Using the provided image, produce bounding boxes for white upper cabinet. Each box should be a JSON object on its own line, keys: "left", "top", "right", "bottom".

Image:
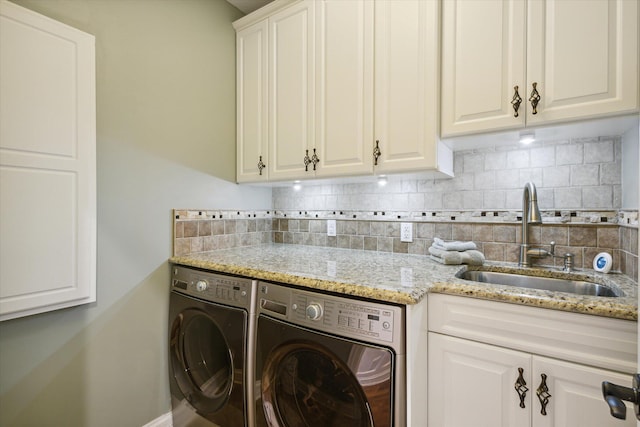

{"left": 236, "top": 20, "right": 269, "bottom": 182}
{"left": 441, "top": 0, "right": 527, "bottom": 137}
{"left": 268, "top": 1, "right": 315, "bottom": 181}
{"left": 314, "top": 0, "right": 374, "bottom": 178}
{"left": 0, "top": 0, "right": 96, "bottom": 320}
{"left": 374, "top": 0, "right": 452, "bottom": 176}
{"left": 526, "top": 0, "right": 639, "bottom": 126}
{"left": 441, "top": 0, "right": 639, "bottom": 138}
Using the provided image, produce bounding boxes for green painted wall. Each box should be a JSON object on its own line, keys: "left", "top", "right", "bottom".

{"left": 0, "top": 1, "right": 271, "bottom": 425}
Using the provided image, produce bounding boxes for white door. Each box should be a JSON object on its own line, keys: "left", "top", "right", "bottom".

{"left": 533, "top": 356, "right": 637, "bottom": 427}
{"left": 441, "top": 0, "right": 526, "bottom": 137}
{"left": 314, "top": 0, "right": 373, "bottom": 178}
{"left": 236, "top": 19, "right": 269, "bottom": 183}
{"left": 268, "top": 1, "right": 315, "bottom": 181}
{"left": 526, "top": 0, "right": 638, "bottom": 126}
{"left": 0, "top": 0, "right": 96, "bottom": 320}
{"left": 428, "top": 333, "right": 532, "bottom": 427}
{"left": 374, "top": 0, "right": 440, "bottom": 174}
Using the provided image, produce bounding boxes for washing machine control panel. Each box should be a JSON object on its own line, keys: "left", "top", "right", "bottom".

{"left": 172, "top": 266, "right": 253, "bottom": 309}
{"left": 291, "top": 291, "right": 397, "bottom": 344}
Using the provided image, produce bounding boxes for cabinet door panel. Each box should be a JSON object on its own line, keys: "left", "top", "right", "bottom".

{"left": 429, "top": 333, "right": 531, "bottom": 427}
{"left": 526, "top": 0, "right": 638, "bottom": 125}
{"left": 374, "top": 0, "right": 441, "bottom": 173}
{"left": 237, "top": 20, "right": 268, "bottom": 182}
{"left": 314, "top": 0, "right": 373, "bottom": 177}
{"left": 441, "top": 0, "right": 526, "bottom": 137}
{"left": 533, "top": 356, "right": 636, "bottom": 427}
{"left": 268, "top": 1, "right": 314, "bottom": 180}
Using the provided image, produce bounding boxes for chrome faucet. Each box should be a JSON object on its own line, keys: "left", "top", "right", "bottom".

{"left": 518, "top": 182, "right": 575, "bottom": 271}
{"left": 519, "top": 182, "right": 543, "bottom": 267}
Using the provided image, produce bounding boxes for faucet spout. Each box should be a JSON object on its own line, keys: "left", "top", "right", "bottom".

{"left": 519, "top": 182, "right": 542, "bottom": 267}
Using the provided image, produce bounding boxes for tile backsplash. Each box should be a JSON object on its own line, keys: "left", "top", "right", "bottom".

{"left": 273, "top": 137, "right": 623, "bottom": 212}
{"left": 174, "top": 136, "right": 637, "bottom": 281}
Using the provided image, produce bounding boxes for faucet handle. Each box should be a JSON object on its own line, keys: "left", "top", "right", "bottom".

{"left": 549, "top": 241, "right": 556, "bottom": 256}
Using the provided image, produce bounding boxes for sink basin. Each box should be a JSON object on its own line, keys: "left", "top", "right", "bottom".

{"left": 457, "top": 270, "right": 622, "bottom": 297}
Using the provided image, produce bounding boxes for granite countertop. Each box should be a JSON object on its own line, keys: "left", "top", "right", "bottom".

{"left": 169, "top": 243, "right": 638, "bottom": 321}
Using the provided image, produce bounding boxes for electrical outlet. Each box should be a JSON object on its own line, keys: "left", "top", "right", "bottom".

{"left": 327, "top": 219, "right": 337, "bottom": 237}
{"left": 400, "top": 222, "right": 413, "bottom": 242}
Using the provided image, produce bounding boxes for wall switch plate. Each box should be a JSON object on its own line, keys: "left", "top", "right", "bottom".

{"left": 327, "top": 219, "right": 337, "bottom": 237}
{"left": 400, "top": 222, "right": 413, "bottom": 242}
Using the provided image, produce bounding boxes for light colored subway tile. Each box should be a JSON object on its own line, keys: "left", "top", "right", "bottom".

{"left": 474, "top": 171, "right": 495, "bottom": 190}
{"left": 452, "top": 224, "right": 473, "bottom": 240}
{"left": 554, "top": 187, "right": 582, "bottom": 208}
{"left": 408, "top": 193, "right": 425, "bottom": 211}
{"left": 453, "top": 155, "right": 464, "bottom": 175}
{"left": 518, "top": 168, "right": 543, "bottom": 187}
{"left": 538, "top": 188, "right": 554, "bottom": 210}
{"left": 424, "top": 192, "right": 443, "bottom": 209}
{"left": 401, "top": 179, "right": 418, "bottom": 192}
{"left": 530, "top": 146, "right": 555, "bottom": 167}
{"left": 585, "top": 140, "right": 614, "bottom": 164}
{"left": 582, "top": 186, "right": 613, "bottom": 209}
{"left": 416, "top": 179, "right": 435, "bottom": 193}
{"left": 443, "top": 191, "right": 464, "bottom": 209}
{"left": 462, "top": 191, "right": 484, "bottom": 209}
{"left": 505, "top": 190, "right": 522, "bottom": 209}
{"left": 483, "top": 190, "right": 506, "bottom": 209}
{"left": 542, "top": 166, "right": 570, "bottom": 188}
{"left": 452, "top": 173, "right": 475, "bottom": 191}
{"left": 556, "top": 143, "right": 583, "bottom": 165}
{"left": 392, "top": 193, "right": 409, "bottom": 211}
{"left": 600, "top": 162, "right": 621, "bottom": 185}
{"left": 495, "top": 169, "right": 520, "bottom": 189}
{"left": 463, "top": 153, "right": 484, "bottom": 173}
{"left": 484, "top": 151, "right": 507, "bottom": 170}
{"left": 377, "top": 237, "right": 393, "bottom": 252}
{"left": 506, "top": 150, "right": 530, "bottom": 168}
{"left": 571, "top": 164, "right": 600, "bottom": 186}
{"left": 613, "top": 185, "right": 622, "bottom": 208}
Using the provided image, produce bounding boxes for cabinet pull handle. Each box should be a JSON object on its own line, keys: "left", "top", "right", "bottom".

{"left": 514, "top": 367, "right": 529, "bottom": 408}
{"left": 257, "top": 155, "right": 266, "bottom": 175}
{"left": 303, "top": 150, "right": 311, "bottom": 171}
{"left": 511, "top": 86, "right": 523, "bottom": 118}
{"left": 373, "top": 140, "right": 381, "bottom": 165}
{"left": 310, "top": 148, "right": 320, "bottom": 171}
{"left": 536, "top": 373, "right": 552, "bottom": 415}
{"left": 529, "top": 82, "right": 541, "bottom": 115}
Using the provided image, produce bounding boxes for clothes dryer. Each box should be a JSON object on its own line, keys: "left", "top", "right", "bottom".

{"left": 169, "top": 265, "right": 257, "bottom": 427}
{"left": 254, "top": 282, "right": 405, "bottom": 426}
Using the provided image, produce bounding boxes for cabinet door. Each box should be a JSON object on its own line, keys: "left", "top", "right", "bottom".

{"left": 0, "top": 0, "right": 96, "bottom": 320}
{"left": 429, "top": 333, "right": 532, "bottom": 427}
{"left": 526, "top": 0, "right": 639, "bottom": 126}
{"left": 532, "top": 356, "right": 636, "bottom": 427}
{"left": 374, "top": 0, "right": 442, "bottom": 173}
{"left": 236, "top": 20, "right": 269, "bottom": 183}
{"left": 313, "top": 0, "right": 373, "bottom": 178}
{"left": 441, "top": 0, "right": 526, "bottom": 137}
{"left": 268, "top": 1, "right": 315, "bottom": 181}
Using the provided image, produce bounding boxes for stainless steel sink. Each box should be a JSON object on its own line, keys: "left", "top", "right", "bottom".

{"left": 457, "top": 270, "right": 622, "bottom": 297}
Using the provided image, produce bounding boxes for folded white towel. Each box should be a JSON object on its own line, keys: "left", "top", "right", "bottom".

{"left": 433, "top": 237, "right": 477, "bottom": 251}
{"left": 428, "top": 245, "right": 485, "bottom": 265}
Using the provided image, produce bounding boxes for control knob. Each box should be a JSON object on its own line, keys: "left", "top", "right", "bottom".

{"left": 306, "top": 303, "right": 323, "bottom": 321}
{"left": 195, "top": 280, "right": 208, "bottom": 292}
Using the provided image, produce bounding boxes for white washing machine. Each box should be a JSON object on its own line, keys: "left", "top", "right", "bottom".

{"left": 254, "top": 282, "right": 406, "bottom": 426}
{"left": 169, "top": 265, "right": 257, "bottom": 427}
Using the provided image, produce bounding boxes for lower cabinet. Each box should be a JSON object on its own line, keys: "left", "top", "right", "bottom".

{"left": 429, "top": 330, "right": 637, "bottom": 427}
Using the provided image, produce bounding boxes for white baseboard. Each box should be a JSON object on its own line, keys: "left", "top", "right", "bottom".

{"left": 142, "top": 411, "right": 172, "bottom": 427}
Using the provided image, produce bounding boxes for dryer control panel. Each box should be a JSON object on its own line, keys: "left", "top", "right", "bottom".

{"left": 172, "top": 266, "right": 253, "bottom": 310}
{"left": 258, "top": 282, "right": 404, "bottom": 351}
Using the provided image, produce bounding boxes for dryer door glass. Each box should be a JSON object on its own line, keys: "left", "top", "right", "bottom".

{"left": 262, "top": 341, "right": 376, "bottom": 427}
{"left": 171, "top": 309, "right": 233, "bottom": 414}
